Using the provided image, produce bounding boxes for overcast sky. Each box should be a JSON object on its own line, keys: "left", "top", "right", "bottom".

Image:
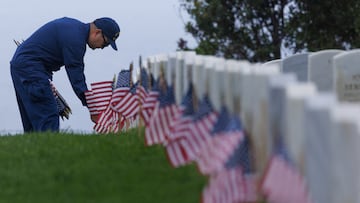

{"left": 0, "top": 0, "right": 196, "bottom": 134}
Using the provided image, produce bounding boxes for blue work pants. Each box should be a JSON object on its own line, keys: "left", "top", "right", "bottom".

{"left": 10, "top": 63, "right": 59, "bottom": 132}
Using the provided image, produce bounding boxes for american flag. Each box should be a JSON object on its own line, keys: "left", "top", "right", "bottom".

{"left": 178, "top": 95, "right": 218, "bottom": 163}
{"left": 136, "top": 68, "right": 152, "bottom": 114}
{"left": 110, "top": 69, "right": 131, "bottom": 106}
{"left": 112, "top": 84, "right": 139, "bottom": 119}
{"left": 94, "top": 105, "right": 126, "bottom": 133}
{"left": 85, "top": 81, "right": 113, "bottom": 115}
{"left": 84, "top": 90, "right": 99, "bottom": 115}
{"left": 94, "top": 70, "right": 131, "bottom": 133}
{"left": 202, "top": 133, "right": 258, "bottom": 203}
{"left": 167, "top": 83, "right": 195, "bottom": 140}
{"left": 164, "top": 95, "right": 218, "bottom": 167}
{"left": 138, "top": 71, "right": 159, "bottom": 126}
{"left": 84, "top": 81, "right": 115, "bottom": 133}
{"left": 165, "top": 83, "right": 195, "bottom": 167}
{"left": 141, "top": 89, "right": 159, "bottom": 126}
{"left": 112, "top": 65, "right": 142, "bottom": 119}
{"left": 260, "top": 141, "right": 313, "bottom": 203}
{"left": 196, "top": 108, "right": 245, "bottom": 175}
{"left": 138, "top": 67, "right": 150, "bottom": 93}
{"left": 195, "top": 106, "right": 231, "bottom": 173}
{"left": 137, "top": 85, "right": 148, "bottom": 106}
{"left": 144, "top": 83, "right": 179, "bottom": 146}
{"left": 202, "top": 166, "right": 246, "bottom": 203}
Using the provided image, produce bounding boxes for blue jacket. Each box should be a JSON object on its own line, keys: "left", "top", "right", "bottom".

{"left": 11, "top": 17, "right": 90, "bottom": 106}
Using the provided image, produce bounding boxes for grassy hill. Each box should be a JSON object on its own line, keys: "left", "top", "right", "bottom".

{"left": 0, "top": 129, "right": 207, "bottom": 203}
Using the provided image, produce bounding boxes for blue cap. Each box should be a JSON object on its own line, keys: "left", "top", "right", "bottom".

{"left": 94, "top": 17, "right": 120, "bottom": 50}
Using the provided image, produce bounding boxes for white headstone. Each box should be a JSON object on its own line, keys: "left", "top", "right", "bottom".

{"left": 182, "top": 52, "right": 196, "bottom": 98}
{"left": 150, "top": 54, "right": 166, "bottom": 83}
{"left": 330, "top": 104, "right": 360, "bottom": 203}
{"left": 261, "top": 59, "right": 282, "bottom": 71}
{"left": 192, "top": 55, "right": 205, "bottom": 100}
{"left": 238, "top": 62, "right": 254, "bottom": 129}
{"left": 224, "top": 60, "right": 240, "bottom": 113}
{"left": 249, "top": 65, "right": 280, "bottom": 174}
{"left": 167, "top": 53, "right": 176, "bottom": 86}
{"left": 156, "top": 54, "right": 169, "bottom": 86}
{"left": 284, "top": 82, "right": 317, "bottom": 174}
{"left": 175, "top": 52, "right": 185, "bottom": 104}
{"left": 209, "top": 58, "right": 226, "bottom": 112}
{"left": 147, "top": 55, "right": 159, "bottom": 81}
{"left": 193, "top": 55, "right": 215, "bottom": 100}
{"left": 308, "top": 49, "right": 344, "bottom": 92}
{"left": 304, "top": 93, "right": 337, "bottom": 203}
{"left": 282, "top": 53, "right": 310, "bottom": 82}
{"left": 170, "top": 51, "right": 195, "bottom": 104}
{"left": 136, "top": 56, "right": 148, "bottom": 84}
{"left": 333, "top": 49, "right": 360, "bottom": 102}
{"left": 267, "top": 73, "right": 297, "bottom": 155}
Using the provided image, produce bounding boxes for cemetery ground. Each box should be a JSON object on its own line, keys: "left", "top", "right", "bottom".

{"left": 0, "top": 128, "right": 206, "bottom": 203}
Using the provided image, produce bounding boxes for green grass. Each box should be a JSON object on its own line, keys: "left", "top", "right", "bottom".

{"left": 0, "top": 129, "right": 207, "bottom": 203}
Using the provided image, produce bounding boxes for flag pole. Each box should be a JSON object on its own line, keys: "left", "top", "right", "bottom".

{"left": 125, "top": 62, "right": 134, "bottom": 131}
{"left": 137, "top": 55, "right": 143, "bottom": 137}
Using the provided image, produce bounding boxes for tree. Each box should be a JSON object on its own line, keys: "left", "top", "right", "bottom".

{"left": 285, "top": 0, "right": 360, "bottom": 52}
{"left": 179, "top": 0, "right": 360, "bottom": 62}
{"left": 179, "top": 0, "right": 291, "bottom": 62}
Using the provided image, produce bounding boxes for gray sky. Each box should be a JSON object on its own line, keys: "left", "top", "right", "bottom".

{"left": 0, "top": 0, "right": 195, "bottom": 133}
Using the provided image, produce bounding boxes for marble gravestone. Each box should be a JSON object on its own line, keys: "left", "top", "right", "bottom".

{"left": 330, "top": 104, "right": 360, "bottom": 203}
{"left": 238, "top": 62, "right": 254, "bottom": 131}
{"left": 171, "top": 51, "right": 194, "bottom": 105}
{"left": 192, "top": 55, "right": 206, "bottom": 103}
{"left": 224, "top": 60, "right": 238, "bottom": 114}
{"left": 182, "top": 52, "right": 196, "bottom": 101}
{"left": 157, "top": 54, "right": 170, "bottom": 87}
{"left": 174, "top": 52, "right": 185, "bottom": 105}
{"left": 267, "top": 73, "right": 297, "bottom": 161}
{"left": 333, "top": 49, "right": 360, "bottom": 102}
{"left": 308, "top": 49, "right": 344, "bottom": 92}
{"left": 149, "top": 54, "right": 167, "bottom": 84}
{"left": 146, "top": 55, "right": 159, "bottom": 82}
{"left": 167, "top": 53, "right": 177, "bottom": 89}
{"left": 284, "top": 82, "right": 317, "bottom": 174}
{"left": 224, "top": 60, "right": 251, "bottom": 114}
{"left": 249, "top": 64, "right": 280, "bottom": 175}
{"left": 261, "top": 58, "right": 282, "bottom": 71}
{"left": 303, "top": 93, "right": 337, "bottom": 203}
{"left": 209, "top": 58, "right": 226, "bottom": 112}
{"left": 282, "top": 53, "right": 310, "bottom": 82}
{"left": 192, "top": 55, "right": 218, "bottom": 105}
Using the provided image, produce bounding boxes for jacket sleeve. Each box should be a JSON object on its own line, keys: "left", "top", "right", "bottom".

{"left": 63, "top": 43, "right": 88, "bottom": 106}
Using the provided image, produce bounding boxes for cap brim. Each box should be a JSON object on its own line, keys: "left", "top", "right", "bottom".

{"left": 110, "top": 40, "right": 117, "bottom": 51}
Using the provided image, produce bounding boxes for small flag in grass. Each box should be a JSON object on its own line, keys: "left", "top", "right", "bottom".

{"left": 145, "top": 83, "right": 178, "bottom": 146}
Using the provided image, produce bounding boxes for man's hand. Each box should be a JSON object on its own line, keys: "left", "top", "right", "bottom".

{"left": 91, "top": 114, "right": 99, "bottom": 123}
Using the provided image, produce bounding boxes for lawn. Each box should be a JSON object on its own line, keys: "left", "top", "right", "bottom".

{"left": 0, "top": 129, "right": 207, "bottom": 203}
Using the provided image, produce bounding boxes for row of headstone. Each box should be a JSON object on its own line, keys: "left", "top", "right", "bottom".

{"left": 271, "top": 49, "right": 360, "bottom": 102}
{"left": 264, "top": 49, "right": 360, "bottom": 203}
{"left": 142, "top": 49, "right": 360, "bottom": 203}
{"left": 255, "top": 49, "right": 360, "bottom": 203}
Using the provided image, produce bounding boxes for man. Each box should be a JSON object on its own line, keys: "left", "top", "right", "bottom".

{"left": 10, "top": 17, "right": 120, "bottom": 132}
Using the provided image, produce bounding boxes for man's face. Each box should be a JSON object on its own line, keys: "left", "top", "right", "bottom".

{"left": 88, "top": 29, "right": 109, "bottom": 50}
